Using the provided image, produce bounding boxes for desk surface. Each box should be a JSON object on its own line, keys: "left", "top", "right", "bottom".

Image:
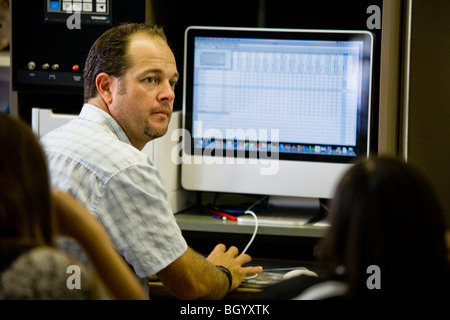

{"left": 175, "top": 209, "right": 329, "bottom": 238}
{"left": 148, "top": 280, "right": 262, "bottom": 300}
{"left": 148, "top": 258, "right": 322, "bottom": 300}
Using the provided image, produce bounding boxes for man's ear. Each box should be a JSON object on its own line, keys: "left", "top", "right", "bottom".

{"left": 95, "top": 72, "right": 115, "bottom": 105}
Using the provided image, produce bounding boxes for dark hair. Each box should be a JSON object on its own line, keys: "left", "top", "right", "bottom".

{"left": 319, "top": 156, "right": 450, "bottom": 298}
{"left": 0, "top": 112, "right": 53, "bottom": 246}
{"left": 83, "top": 23, "right": 168, "bottom": 102}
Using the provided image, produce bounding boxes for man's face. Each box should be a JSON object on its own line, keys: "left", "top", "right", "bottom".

{"left": 109, "top": 35, "right": 179, "bottom": 149}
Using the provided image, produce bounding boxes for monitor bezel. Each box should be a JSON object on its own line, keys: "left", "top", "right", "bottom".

{"left": 181, "top": 26, "right": 374, "bottom": 201}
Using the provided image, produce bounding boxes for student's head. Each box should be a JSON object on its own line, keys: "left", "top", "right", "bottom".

{"left": 84, "top": 23, "right": 179, "bottom": 149}
{"left": 320, "top": 156, "right": 450, "bottom": 298}
{"left": 0, "top": 113, "right": 53, "bottom": 246}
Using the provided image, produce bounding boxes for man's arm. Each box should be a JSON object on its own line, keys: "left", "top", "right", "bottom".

{"left": 157, "top": 245, "right": 263, "bottom": 300}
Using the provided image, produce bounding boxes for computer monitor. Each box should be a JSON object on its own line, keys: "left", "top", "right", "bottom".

{"left": 180, "top": 26, "right": 373, "bottom": 208}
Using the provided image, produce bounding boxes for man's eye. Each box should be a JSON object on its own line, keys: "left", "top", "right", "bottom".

{"left": 144, "top": 77, "right": 156, "bottom": 84}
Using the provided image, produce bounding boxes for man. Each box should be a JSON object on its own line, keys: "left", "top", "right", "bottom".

{"left": 42, "top": 23, "right": 262, "bottom": 299}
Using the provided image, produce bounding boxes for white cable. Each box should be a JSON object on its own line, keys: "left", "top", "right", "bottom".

{"left": 240, "top": 196, "right": 266, "bottom": 254}
{"left": 241, "top": 210, "right": 258, "bottom": 254}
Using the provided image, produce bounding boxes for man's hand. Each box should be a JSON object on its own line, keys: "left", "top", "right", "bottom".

{"left": 206, "top": 243, "right": 263, "bottom": 291}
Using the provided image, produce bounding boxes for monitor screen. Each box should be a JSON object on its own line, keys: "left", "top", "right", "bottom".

{"left": 181, "top": 26, "right": 373, "bottom": 201}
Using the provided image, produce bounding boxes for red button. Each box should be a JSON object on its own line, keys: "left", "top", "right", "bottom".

{"left": 72, "top": 65, "right": 80, "bottom": 71}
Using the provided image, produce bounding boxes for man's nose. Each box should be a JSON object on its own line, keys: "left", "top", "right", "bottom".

{"left": 158, "top": 81, "right": 175, "bottom": 103}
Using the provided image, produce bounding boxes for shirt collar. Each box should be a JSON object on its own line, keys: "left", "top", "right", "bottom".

{"left": 79, "top": 103, "right": 132, "bottom": 146}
